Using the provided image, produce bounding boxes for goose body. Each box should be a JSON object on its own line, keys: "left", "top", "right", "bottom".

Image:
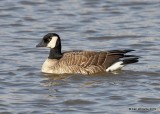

{"left": 36, "top": 33, "right": 139, "bottom": 75}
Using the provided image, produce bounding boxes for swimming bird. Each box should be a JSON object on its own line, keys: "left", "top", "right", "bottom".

{"left": 36, "top": 33, "right": 139, "bottom": 75}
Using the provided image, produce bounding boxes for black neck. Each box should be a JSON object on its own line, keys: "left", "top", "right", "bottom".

{"left": 48, "top": 45, "right": 62, "bottom": 59}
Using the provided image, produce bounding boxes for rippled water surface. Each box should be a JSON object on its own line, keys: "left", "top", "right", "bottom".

{"left": 0, "top": 0, "right": 160, "bottom": 114}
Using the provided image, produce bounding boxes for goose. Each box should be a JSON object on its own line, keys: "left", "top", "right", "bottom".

{"left": 36, "top": 33, "right": 139, "bottom": 75}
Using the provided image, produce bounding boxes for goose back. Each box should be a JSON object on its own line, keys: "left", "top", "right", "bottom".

{"left": 53, "top": 50, "right": 125, "bottom": 74}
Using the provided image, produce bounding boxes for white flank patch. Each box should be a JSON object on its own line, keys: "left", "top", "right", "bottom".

{"left": 47, "top": 36, "right": 58, "bottom": 48}
{"left": 106, "top": 61, "right": 124, "bottom": 72}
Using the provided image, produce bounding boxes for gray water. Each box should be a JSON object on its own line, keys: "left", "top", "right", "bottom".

{"left": 0, "top": 0, "right": 160, "bottom": 114}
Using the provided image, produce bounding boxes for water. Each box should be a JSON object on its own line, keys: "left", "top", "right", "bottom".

{"left": 0, "top": 0, "right": 160, "bottom": 114}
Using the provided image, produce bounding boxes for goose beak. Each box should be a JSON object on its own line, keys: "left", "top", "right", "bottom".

{"left": 36, "top": 41, "right": 46, "bottom": 47}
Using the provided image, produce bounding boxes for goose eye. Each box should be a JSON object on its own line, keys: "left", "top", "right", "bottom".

{"left": 44, "top": 38, "right": 51, "bottom": 42}
{"left": 48, "top": 38, "right": 51, "bottom": 42}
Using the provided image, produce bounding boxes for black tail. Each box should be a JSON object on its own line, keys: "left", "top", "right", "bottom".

{"left": 122, "top": 58, "right": 139, "bottom": 65}
{"left": 108, "top": 49, "right": 140, "bottom": 65}
{"left": 108, "top": 49, "right": 135, "bottom": 54}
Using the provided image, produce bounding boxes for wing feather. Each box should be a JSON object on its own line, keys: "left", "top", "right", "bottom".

{"left": 58, "top": 50, "right": 127, "bottom": 74}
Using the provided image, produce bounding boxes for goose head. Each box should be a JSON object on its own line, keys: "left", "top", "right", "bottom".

{"left": 36, "top": 33, "right": 61, "bottom": 49}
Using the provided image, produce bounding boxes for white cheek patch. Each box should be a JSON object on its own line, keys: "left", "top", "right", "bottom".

{"left": 47, "top": 36, "right": 58, "bottom": 48}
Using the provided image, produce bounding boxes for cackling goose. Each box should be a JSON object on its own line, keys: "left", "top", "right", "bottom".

{"left": 36, "top": 33, "right": 139, "bottom": 75}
